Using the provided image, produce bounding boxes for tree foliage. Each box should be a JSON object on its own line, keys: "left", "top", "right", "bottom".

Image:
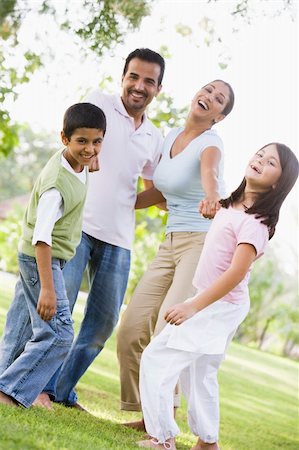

{"left": 0, "top": 126, "right": 59, "bottom": 200}
{"left": 0, "top": 0, "right": 152, "bottom": 157}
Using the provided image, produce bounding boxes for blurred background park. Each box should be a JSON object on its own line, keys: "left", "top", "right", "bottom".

{"left": 0, "top": 0, "right": 298, "bottom": 362}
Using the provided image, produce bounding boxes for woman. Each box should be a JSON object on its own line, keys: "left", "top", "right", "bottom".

{"left": 117, "top": 80, "right": 235, "bottom": 428}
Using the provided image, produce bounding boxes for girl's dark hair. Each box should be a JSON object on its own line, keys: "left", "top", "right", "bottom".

{"left": 63, "top": 103, "right": 106, "bottom": 139}
{"left": 123, "top": 48, "right": 165, "bottom": 86}
{"left": 220, "top": 143, "right": 299, "bottom": 239}
{"left": 212, "top": 79, "right": 235, "bottom": 116}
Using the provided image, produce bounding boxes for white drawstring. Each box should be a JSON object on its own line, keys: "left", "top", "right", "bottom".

{"left": 150, "top": 438, "right": 172, "bottom": 449}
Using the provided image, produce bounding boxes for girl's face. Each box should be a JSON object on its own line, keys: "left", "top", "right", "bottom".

{"left": 246, "top": 144, "right": 282, "bottom": 191}
{"left": 190, "top": 81, "right": 230, "bottom": 124}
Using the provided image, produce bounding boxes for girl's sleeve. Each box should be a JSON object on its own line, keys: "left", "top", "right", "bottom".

{"left": 237, "top": 216, "right": 269, "bottom": 259}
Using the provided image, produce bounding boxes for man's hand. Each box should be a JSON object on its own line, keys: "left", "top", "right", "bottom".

{"left": 164, "top": 301, "right": 198, "bottom": 325}
{"left": 199, "top": 198, "right": 221, "bottom": 219}
{"left": 88, "top": 155, "right": 100, "bottom": 172}
{"left": 37, "top": 288, "right": 56, "bottom": 321}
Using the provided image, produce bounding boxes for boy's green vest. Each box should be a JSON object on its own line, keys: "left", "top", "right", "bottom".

{"left": 19, "top": 149, "right": 87, "bottom": 261}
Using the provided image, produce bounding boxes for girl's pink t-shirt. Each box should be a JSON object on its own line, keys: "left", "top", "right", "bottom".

{"left": 192, "top": 206, "right": 269, "bottom": 304}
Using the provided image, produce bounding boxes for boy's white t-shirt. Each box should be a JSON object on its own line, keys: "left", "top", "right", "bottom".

{"left": 82, "top": 91, "right": 163, "bottom": 250}
{"left": 32, "top": 154, "right": 86, "bottom": 247}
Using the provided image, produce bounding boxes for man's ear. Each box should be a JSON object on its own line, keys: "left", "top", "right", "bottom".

{"left": 155, "top": 84, "right": 162, "bottom": 97}
{"left": 61, "top": 131, "right": 69, "bottom": 146}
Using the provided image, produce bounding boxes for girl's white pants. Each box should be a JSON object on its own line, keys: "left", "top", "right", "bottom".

{"left": 140, "top": 325, "right": 227, "bottom": 444}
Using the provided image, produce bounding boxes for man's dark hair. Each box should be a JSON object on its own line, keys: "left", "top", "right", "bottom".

{"left": 63, "top": 103, "right": 106, "bottom": 139}
{"left": 123, "top": 48, "right": 165, "bottom": 86}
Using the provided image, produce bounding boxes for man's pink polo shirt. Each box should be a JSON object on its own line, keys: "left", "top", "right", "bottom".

{"left": 82, "top": 91, "right": 163, "bottom": 250}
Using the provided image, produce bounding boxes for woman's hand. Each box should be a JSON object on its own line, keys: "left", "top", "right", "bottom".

{"left": 199, "top": 197, "right": 221, "bottom": 219}
{"left": 164, "top": 301, "right": 198, "bottom": 325}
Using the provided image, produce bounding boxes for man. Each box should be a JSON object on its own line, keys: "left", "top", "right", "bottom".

{"left": 37, "top": 48, "right": 165, "bottom": 409}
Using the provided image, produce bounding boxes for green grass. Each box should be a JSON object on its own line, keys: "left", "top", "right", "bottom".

{"left": 0, "top": 271, "right": 298, "bottom": 450}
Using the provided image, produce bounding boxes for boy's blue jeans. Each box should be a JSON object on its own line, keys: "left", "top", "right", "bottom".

{"left": 44, "top": 231, "right": 130, "bottom": 404}
{"left": 0, "top": 253, "right": 73, "bottom": 407}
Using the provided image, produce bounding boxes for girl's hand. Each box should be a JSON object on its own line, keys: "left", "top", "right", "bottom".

{"left": 164, "top": 302, "right": 198, "bottom": 325}
{"left": 199, "top": 198, "right": 221, "bottom": 219}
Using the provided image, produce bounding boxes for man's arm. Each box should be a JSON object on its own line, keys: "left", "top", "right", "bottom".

{"left": 36, "top": 242, "right": 56, "bottom": 321}
{"left": 164, "top": 243, "right": 257, "bottom": 325}
{"left": 135, "top": 179, "right": 167, "bottom": 210}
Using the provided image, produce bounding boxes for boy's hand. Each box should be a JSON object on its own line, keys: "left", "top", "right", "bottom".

{"left": 88, "top": 155, "right": 100, "bottom": 172}
{"left": 164, "top": 301, "right": 198, "bottom": 326}
{"left": 37, "top": 288, "right": 57, "bottom": 321}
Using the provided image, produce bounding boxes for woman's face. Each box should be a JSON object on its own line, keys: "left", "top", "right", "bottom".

{"left": 191, "top": 80, "right": 230, "bottom": 124}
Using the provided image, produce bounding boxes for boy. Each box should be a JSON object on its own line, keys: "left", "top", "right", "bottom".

{"left": 0, "top": 102, "right": 106, "bottom": 408}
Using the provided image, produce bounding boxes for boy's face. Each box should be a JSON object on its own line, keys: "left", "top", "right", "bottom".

{"left": 61, "top": 128, "right": 104, "bottom": 173}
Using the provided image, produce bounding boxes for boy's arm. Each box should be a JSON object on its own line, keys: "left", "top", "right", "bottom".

{"left": 135, "top": 179, "right": 167, "bottom": 210}
{"left": 165, "top": 243, "right": 257, "bottom": 325}
{"left": 33, "top": 189, "right": 63, "bottom": 321}
{"left": 36, "top": 242, "right": 56, "bottom": 321}
{"left": 199, "top": 146, "right": 222, "bottom": 219}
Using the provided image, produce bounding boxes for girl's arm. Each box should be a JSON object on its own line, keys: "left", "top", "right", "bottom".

{"left": 36, "top": 242, "right": 56, "bottom": 321}
{"left": 199, "top": 146, "right": 222, "bottom": 219}
{"left": 165, "top": 243, "right": 257, "bottom": 325}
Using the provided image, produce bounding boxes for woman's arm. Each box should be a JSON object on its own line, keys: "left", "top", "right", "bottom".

{"left": 199, "top": 146, "right": 222, "bottom": 219}
{"left": 165, "top": 243, "right": 257, "bottom": 325}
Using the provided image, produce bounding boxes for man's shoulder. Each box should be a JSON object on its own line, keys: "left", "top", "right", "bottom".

{"left": 85, "top": 90, "right": 117, "bottom": 108}
{"left": 143, "top": 116, "right": 163, "bottom": 138}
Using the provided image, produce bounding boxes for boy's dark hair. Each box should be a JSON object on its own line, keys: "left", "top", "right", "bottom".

{"left": 220, "top": 143, "right": 299, "bottom": 239}
{"left": 123, "top": 48, "right": 165, "bottom": 86}
{"left": 212, "top": 79, "right": 235, "bottom": 116}
{"left": 63, "top": 103, "right": 106, "bottom": 139}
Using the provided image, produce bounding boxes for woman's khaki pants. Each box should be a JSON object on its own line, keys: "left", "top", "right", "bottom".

{"left": 117, "top": 231, "right": 206, "bottom": 411}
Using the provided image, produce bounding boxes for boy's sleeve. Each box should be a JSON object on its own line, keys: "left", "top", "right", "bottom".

{"left": 32, "top": 188, "right": 64, "bottom": 247}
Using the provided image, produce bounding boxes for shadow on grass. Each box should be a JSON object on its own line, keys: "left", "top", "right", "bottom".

{"left": 0, "top": 402, "right": 192, "bottom": 450}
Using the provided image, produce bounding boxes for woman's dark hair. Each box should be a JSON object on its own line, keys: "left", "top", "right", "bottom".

{"left": 212, "top": 79, "right": 235, "bottom": 116}
{"left": 220, "top": 143, "right": 299, "bottom": 239}
{"left": 123, "top": 48, "right": 165, "bottom": 86}
{"left": 63, "top": 103, "right": 106, "bottom": 139}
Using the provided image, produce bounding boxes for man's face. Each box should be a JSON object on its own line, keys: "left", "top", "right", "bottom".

{"left": 121, "top": 57, "right": 162, "bottom": 116}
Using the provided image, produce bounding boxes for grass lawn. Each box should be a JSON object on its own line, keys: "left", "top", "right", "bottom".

{"left": 0, "top": 271, "right": 298, "bottom": 450}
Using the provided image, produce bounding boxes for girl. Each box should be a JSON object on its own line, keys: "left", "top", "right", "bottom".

{"left": 137, "top": 143, "right": 299, "bottom": 450}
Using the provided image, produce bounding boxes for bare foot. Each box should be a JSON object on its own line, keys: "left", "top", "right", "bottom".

{"left": 137, "top": 437, "right": 176, "bottom": 449}
{"left": 123, "top": 418, "right": 146, "bottom": 432}
{"left": 0, "top": 391, "right": 18, "bottom": 407}
{"left": 191, "top": 438, "right": 219, "bottom": 450}
{"left": 32, "top": 392, "right": 53, "bottom": 410}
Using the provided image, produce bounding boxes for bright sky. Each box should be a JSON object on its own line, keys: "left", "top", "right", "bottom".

{"left": 9, "top": 0, "right": 298, "bottom": 272}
